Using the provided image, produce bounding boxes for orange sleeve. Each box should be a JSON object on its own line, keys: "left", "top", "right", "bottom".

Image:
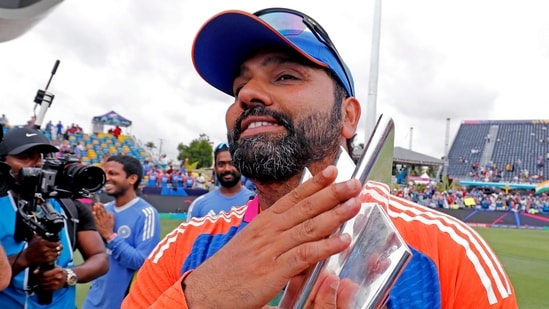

{"left": 122, "top": 224, "right": 192, "bottom": 308}
{"left": 122, "top": 273, "right": 191, "bottom": 309}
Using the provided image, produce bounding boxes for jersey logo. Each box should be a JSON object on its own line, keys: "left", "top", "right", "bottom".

{"left": 117, "top": 225, "right": 132, "bottom": 238}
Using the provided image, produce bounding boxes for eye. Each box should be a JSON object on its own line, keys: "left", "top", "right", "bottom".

{"left": 276, "top": 73, "right": 299, "bottom": 81}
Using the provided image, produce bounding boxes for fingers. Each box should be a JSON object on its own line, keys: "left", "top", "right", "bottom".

{"left": 272, "top": 166, "right": 362, "bottom": 231}
{"left": 37, "top": 266, "right": 65, "bottom": 291}
{"left": 92, "top": 203, "right": 105, "bottom": 216}
{"left": 305, "top": 273, "right": 358, "bottom": 309}
{"left": 27, "top": 235, "right": 62, "bottom": 265}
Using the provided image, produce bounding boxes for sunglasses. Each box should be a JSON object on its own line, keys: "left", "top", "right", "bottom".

{"left": 254, "top": 7, "right": 354, "bottom": 97}
{"left": 215, "top": 142, "right": 230, "bottom": 151}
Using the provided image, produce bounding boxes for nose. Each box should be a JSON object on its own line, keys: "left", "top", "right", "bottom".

{"left": 236, "top": 79, "right": 272, "bottom": 110}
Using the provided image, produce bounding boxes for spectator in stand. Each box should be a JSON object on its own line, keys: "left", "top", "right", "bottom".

{"left": 183, "top": 170, "right": 195, "bottom": 189}
{"left": 171, "top": 170, "right": 183, "bottom": 190}
{"left": 59, "top": 140, "right": 72, "bottom": 155}
{"left": 55, "top": 120, "right": 63, "bottom": 140}
{"left": 142, "top": 159, "right": 152, "bottom": 176}
{"left": 45, "top": 120, "right": 54, "bottom": 136}
{"left": 146, "top": 166, "right": 159, "bottom": 187}
{"left": 480, "top": 194, "right": 492, "bottom": 210}
{"left": 72, "top": 143, "right": 82, "bottom": 158}
{"left": 158, "top": 154, "right": 169, "bottom": 170}
{"left": 187, "top": 143, "right": 254, "bottom": 221}
{"left": 113, "top": 125, "right": 122, "bottom": 138}
{"left": 159, "top": 168, "right": 170, "bottom": 188}
{"left": 195, "top": 172, "right": 207, "bottom": 189}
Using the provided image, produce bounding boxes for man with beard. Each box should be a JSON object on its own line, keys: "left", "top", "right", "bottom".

{"left": 186, "top": 142, "right": 254, "bottom": 221}
{"left": 123, "top": 8, "right": 517, "bottom": 309}
{"left": 83, "top": 155, "right": 160, "bottom": 309}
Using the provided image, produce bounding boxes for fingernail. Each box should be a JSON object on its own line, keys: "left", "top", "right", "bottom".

{"left": 347, "top": 179, "right": 359, "bottom": 190}
{"left": 322, "top": 166, "right": 335, "bottom": 178}
{"left": 339, "top": 233, "right": 351, "bottom": 243}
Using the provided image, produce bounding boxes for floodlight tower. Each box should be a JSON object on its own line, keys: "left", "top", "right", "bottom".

{"left": 364, "top": 0, "right": 382, "bottom": 144}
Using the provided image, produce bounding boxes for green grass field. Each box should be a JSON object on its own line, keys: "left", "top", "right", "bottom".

{"left": 76, "top": 220, "right": 549, "bottom": 308}
{"left": 475, "top": 228, "right": 549, "bottom": 309}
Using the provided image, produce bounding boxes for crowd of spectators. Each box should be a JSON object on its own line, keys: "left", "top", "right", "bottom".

{"left": 393, "top": 183, "right": 549, "bottom": 214}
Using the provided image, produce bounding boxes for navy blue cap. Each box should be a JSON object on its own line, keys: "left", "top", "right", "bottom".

{"left": 192, "top": 10, "right": 354, "bottom": 97}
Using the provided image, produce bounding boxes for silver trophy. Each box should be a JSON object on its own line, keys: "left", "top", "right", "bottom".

{"left": 278, "top": 115, "right": 412, "bottom": 309}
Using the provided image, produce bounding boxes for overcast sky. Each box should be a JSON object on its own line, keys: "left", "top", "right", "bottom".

{"left": 2, "top": 0, "right": 549, "bottom": 162}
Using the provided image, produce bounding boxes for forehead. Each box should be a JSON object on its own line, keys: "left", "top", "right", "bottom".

{"left": 104, "top": 160, "right": 124, "bottom": 171}
{"left": 215, "top": 150, "right": 232, "bottom": 162}
{"left": 9, "top": 148, "right": 42, "bottom": 158}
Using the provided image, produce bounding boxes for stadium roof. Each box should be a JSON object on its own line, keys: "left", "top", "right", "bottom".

{"left": 393, "top": 146, "right": 444, "bottom": 166}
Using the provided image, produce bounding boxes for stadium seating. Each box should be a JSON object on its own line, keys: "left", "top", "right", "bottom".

{"left": 447, "top": 120, "right": 549, "bottom": 182}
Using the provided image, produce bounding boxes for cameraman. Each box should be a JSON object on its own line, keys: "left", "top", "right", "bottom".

{"left": 0, "top": 127, "right": 109, "bottom": 308}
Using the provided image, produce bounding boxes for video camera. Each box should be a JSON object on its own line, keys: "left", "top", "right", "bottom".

{"left": 0, "top": 154, "right": 106, "bottom": 200}
{"left": 4, "top": 154, "right": 105, "bottom": 304}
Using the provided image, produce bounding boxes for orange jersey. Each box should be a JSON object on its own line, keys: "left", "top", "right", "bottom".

{"left": 122, "top": 204, "right": 252, "bottom": 308}
{"left": 362, "top": 181, "right": 517, "bottom": 308}
{"left": 123, "top": 182, "right": 517, "bottom": 308}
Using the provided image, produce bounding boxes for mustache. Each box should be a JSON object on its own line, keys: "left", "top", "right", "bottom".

{"left": 219, "top": 171, "right": 236, "bottom": 177}
{"left": 231, "top": 106, "right": 294, "bottom": 141}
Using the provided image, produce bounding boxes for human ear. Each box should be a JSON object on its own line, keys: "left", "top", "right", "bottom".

{"left": 341, "top": 97, "right": 361, "bottom": 139}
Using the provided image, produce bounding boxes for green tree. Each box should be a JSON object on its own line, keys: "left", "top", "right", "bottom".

{"left": 177, "top": 133, "right": 213, "bottom": 169}
{"left": 145, "top": 141, "right": 156, "bottom": 155}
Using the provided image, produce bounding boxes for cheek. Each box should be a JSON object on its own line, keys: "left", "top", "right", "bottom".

{"left": 225, "top": 103, "right": 241, "bottom": 131}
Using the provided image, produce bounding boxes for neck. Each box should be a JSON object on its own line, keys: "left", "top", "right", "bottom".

{"left": 254, "top": 155, "right": 339, "bottom": 210}
{"left": 218, "top": 184, "right": 243, "bottom": 196}
{"left": 114, "top": 191, "right": 137, "bottom": 207}
{"left": 254, "top": 174, "right": 301, "bottom": 210}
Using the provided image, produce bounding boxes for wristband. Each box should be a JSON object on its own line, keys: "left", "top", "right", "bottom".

{"left": 106, "top": 233, "right": 117, "bottom": 243}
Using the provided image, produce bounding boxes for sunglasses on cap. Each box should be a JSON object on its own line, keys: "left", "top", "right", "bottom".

{"left": 254, "top": 7, "right": 355, "bottom": 97}
{"left": 215, "top": 142, "right": 230, "bottom": 152}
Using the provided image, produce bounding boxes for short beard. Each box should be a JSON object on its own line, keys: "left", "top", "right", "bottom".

{"left": 217, "top": 171, "right": 242, "bottom": 188}
{"left": 228, "top": 104, "right": 342, "bottom": 183}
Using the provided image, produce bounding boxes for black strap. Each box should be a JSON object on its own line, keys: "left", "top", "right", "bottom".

{"left": 59, "top": 198, "right": 79, "bottom": 250}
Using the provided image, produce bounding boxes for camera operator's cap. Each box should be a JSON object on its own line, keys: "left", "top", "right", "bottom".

{"left": 0, "top": 127, "right": 58, "bottom": 156}
{"left": 192, "top": 8, "right": 355, "bottom": 97}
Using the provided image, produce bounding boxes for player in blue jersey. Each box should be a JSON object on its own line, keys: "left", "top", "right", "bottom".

{"left": 0, "top": 127, "right": 108, "bottom": 308}
{"left": 83, "top": 155, "right": 160, "bottom": 309}
{"left": 187, "top": 142, "right": 254, "bottom": 221}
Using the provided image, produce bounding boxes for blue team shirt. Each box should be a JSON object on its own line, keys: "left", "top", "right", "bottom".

{"left": 187, "top": 186, "right": 254, "bottom": 220}
{"left": 82, "top": 197, "right": 160, "bottom": 309}
{"left": 0, "top": 194, "right": 76, "bottom": 309}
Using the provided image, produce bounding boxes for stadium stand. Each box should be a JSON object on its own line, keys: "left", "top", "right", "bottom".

{"left": 447, "top": 120, "right": 549, "bottom": 182}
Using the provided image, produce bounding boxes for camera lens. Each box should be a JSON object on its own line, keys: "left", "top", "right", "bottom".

{"left": 64, "top": 164, "right": 106, "bottom": 193}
